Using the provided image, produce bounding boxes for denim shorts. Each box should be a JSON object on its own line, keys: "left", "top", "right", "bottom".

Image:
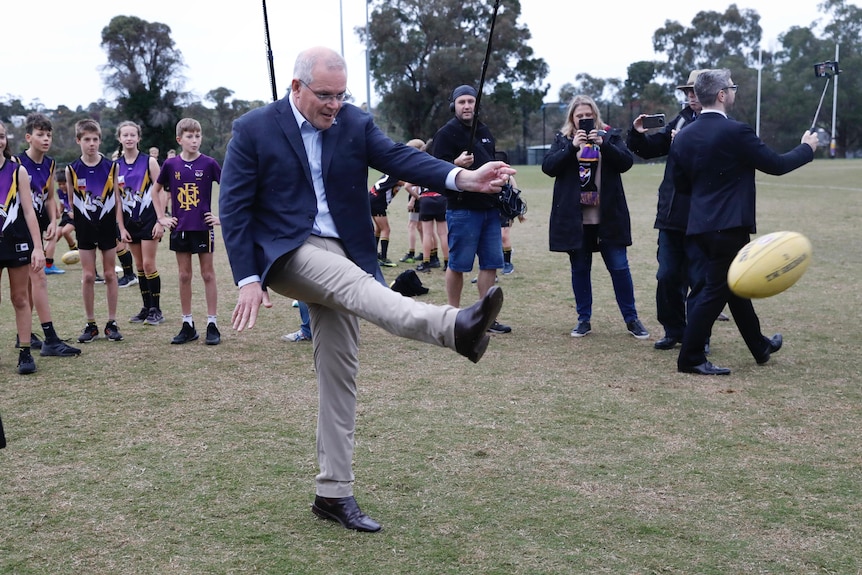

{"left": 446, "top": 208, "right": 503, "bottom": 272}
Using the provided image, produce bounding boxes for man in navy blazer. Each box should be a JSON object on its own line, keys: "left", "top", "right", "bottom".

{"left": 219, "top": 46, "right": 514, "bottom": 532}
{"left": 670, "top": 68, "right": 818, "bottom": 376}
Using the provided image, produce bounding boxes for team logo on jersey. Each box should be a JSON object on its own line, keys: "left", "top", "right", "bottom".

{"left": 176, "top": 183, "right": 201, "bottom": 211}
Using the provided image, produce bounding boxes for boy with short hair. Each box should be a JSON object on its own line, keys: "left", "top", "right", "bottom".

{"left": 13, "top": 113, "right": 81, "bottom": 356}
{"left": 154, "top": 118, "right": 222, "bottom": 345}
{"left": 66, "top": 119, "right": 124, "bottom": 343}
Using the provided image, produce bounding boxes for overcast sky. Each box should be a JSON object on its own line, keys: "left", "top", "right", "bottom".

{"left": 4, "top": 0, "right": 838, "bottom": 111}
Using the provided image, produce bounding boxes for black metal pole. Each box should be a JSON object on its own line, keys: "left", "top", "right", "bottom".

{"left": 467, "top": 0, "right": 502, "bottom": 155}
{"left": 262, "top": 0, "right": 278, "bottom": 102}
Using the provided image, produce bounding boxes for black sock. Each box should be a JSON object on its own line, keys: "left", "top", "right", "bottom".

{"left": 380, "top": 239, "right": 389, "bottom": 259}
{"left": 148, "top": 272, "right": 161, "bottom": 310}
{"left": 117, "top": 249, "right": 134, "bottom": 276}
{"left": 41, "top": 322, "right": 59, "bottom": 343}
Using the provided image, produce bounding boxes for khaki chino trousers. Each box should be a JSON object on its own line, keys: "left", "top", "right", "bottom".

{"left": 267, "top": 235, "right": 460, "bottom": 497}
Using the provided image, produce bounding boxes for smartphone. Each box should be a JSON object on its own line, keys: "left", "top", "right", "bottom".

{"left": 642, "top": 114, "right": 666, "bottom": 129}
{"left": 578, "top": 118, "right": 595, "bottom": 133}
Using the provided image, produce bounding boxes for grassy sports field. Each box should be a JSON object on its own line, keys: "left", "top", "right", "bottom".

{"left": 1, "top": 159, "right": 860, "bottom": 574}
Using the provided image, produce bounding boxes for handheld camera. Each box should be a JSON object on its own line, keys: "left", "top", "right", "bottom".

{"left": 814, "top": 61, "right": 840, "bottom": 78}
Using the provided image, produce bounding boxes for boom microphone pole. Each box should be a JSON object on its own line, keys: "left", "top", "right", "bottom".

{"left": 467, "top": 0, "right": 502, "bottom": 155}
{"left": 810, "top": 79, "right": 830, "bottom": 133}
{"left": 262, "top": 0, "right": 278, "bottom": 102}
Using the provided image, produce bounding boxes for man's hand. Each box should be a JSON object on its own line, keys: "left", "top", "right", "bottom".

{"left": 232, "top": 282, "right": 273, "bottom": 332}
{"left": 802, "top": 130, "right": 819, "bottom": 151}
{"left": 453, "top": 161, "right": 517, "bottom": 194}
{"left": 454, "top": 151, "right": 475, "bottom": 168}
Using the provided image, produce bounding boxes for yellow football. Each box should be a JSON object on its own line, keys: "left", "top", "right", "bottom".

{"left": 61, "top": 250, "right": 80, "bottom": 265}
{"left": 727, "top": 231, "right": 812, "bottom": 298}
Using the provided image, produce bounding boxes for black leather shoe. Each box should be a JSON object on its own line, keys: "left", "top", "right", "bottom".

{"left": 678, "top": 361, "right": 731, "bottom": 376}
{"left": 311, "top": 495, "right": 381, "bottom": 532}
{"left": 755, "top": 333, "right": 783, "bottom": 365}
{"left": 654, "top": 336, "right": 680, "bottom": 350}
{"left": 454, "top": 286, "right": 504, "bottom": 363}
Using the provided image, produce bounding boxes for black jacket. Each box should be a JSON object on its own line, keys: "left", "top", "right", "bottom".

{"left": 670, "top": 112, "right": 814, "bottom": 236}
{"left": 543, "top": 128, "right": 634, "bottom": 252}
{"left": 626, "top": 106, "right": 697, "bottom": 231}
{"left": 430, "top": 117, "right": 499, "bottom": 211}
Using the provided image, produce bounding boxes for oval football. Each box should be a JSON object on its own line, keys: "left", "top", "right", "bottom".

{"left": 727, "top": 231, "right": 812, "bottom": 298}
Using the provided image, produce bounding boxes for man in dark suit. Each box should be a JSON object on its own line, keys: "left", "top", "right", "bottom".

{"left": 219, "top": 46, "right": 515, "bottom": 532}
{"left": 670, "top": 68, "right": 818, "bottom": 376}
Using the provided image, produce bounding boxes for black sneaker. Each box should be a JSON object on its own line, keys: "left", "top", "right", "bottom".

{"left": 15, "top": 333, "right": 43, "bottom": 350}
{"left": 415, "top": 261, "right": 433, "bottom": 273}
{"left": 130, "top": 307, "right": 149, "bottom": 323}
{"left": 118, "top": 275, "right": 138, "bottom": 288}
{"left": 399, "top": 252, "right": 416, "bottom": 263}
{"left": 94, "top": 273, "right": 105, "bottom": 285}
{"left": 428, "top": 256, "right": 441, "bottom": 269}
{"left": 626, "top": 319, "right": 650, "bottom": 340}
{"left": 487, "top": 321, "right": 512, "bottom": 334}
{"left": 18, "top": 348, "right": 36, "bottom": 375}
{"left": 571, "top": 321, "right": 592, "bottom": 338}
{"left": 78, "top": 323, "right": 100, "bottom": 343}
{"left": 205, "top": 323, "right": 221, "bottom": 345}
{"left": 105, "top": 321, "right": 124, "bottom": 342}
{"left": 40, "top": 339, "right": 82, "bottom": 357}
{"left": 171, "top": 322, "right": 199, "bottom": 344}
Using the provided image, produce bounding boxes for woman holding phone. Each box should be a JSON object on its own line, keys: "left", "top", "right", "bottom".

{"left": 542, "top": 94, "right": 649, "bottom": 340}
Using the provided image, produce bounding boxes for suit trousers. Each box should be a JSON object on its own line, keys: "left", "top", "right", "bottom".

{"left": 655, "top": 229, "right": 707, "bottom": 339}
{"left": 677, "top": 228, "right": 772, "bottom": 368}
{"left": 267, "top": 235, "right": 460, "bottom": 497}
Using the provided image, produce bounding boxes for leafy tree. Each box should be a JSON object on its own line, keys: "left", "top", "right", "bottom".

{"left": 100, "top": 15, "right": 184, "bottom": 156}
{"left": 360, "top": 0, "right": 548, "bottom": 148}
{"left": 652, "top": 4, "right": 764, "bottom": 83}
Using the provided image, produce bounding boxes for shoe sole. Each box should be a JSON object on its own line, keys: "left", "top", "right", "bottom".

{"left": 571, "top": 331, "right": 591, "bottom": 338}
{"left": 144, "top": 319, "right": 165, "bottom": 325}
{"left": 18, "top": 365, "right": 37, "bottom": 375}
{"left": 171, "top": 335, "right": 199, "bottom": 344}
{"left": 40, "top": 348, "right": 82, "bottom": 357}
{"left": 629, "top": 331, "right": 650, "bottom": 340}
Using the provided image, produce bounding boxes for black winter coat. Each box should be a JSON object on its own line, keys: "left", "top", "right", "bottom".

{"left": 543, "top": 128, "right": 634, "bottom": 252}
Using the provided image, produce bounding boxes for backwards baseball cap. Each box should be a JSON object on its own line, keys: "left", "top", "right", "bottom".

{"left": 677, "top": 70, "right": 708, "bottom": 91}
{"left": 452, "top": 85, "right": 478, "bottom": 100}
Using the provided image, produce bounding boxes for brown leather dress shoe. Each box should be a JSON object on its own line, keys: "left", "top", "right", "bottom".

{"left": 454, "top": 285, "right": 504, "bottom": 363}
{"left": 311, "top": 495, "right": 381, "bottom": 532}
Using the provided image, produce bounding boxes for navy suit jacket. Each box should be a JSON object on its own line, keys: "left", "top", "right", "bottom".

{"left": 670, "top": 112, "right": 814, "bottom": 236}
{"left": 219, "top": 99, "right": 454, "bottom": 287}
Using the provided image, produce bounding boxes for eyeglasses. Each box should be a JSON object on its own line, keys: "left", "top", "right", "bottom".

{"left": 722, "top": 85, "right": 739, "bottom": 93}
{"left": 299, "top": 79, "right": 350, "bottom": 104}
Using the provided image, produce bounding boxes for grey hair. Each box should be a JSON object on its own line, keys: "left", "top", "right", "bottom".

{"left": 694, "top": 69, "right": 732, "bottom": 108}
{"left": 293, "top": 47, "right": 347, "bottom": 84}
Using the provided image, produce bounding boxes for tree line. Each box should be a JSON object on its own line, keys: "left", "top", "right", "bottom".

{"left": 2, "top": 0, "right": 858, "bottom": 166}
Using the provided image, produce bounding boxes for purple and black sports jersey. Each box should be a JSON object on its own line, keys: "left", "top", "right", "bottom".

{"left": 158, "top": 154, "right": 221, "bottom": 232}
{"left": 67, "top": 155, "right": 118, "bottom": 225}
{"left": 57, "top": 185, "right": 71, "bottom": 214}
{"left": 115, "top": 153, "right": 155, "bottom": 222}
{"left": 0, "top": 160, "right": 32, "bottom": 244}
{"left": 13, "top": 153, "right": 55, "bottom": 219}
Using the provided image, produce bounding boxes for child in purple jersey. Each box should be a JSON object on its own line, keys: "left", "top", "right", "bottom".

{"left": 0, "top": 122, "right": 47, "bottom": 374}
{"left": 154, "top": 118, "right": 222, "bottom": 345}
{"left": 115, "top": 121, "right": 165, "bottom": 326}
{"left": 13, "top": 114, "right": 81, "bottom": 358}
{"left": 54, "top": 171, "right": 77, "bottom": 253}
{"left": 66, "top": 119, "right": 124, "bottom": 343}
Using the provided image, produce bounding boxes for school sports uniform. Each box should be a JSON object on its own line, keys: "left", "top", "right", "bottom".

{"left": 66, "top": 155, "right": 118, "bottom": 250}
{"left": 0, "top": 160, "right": 35, "bottom": 267}
{"left": 368, "top": 173, "right": 400, "bottom": 217}
{"left": 14, "top": 153, "right": 55, "bottom": 233}
{"left": 116, "top": 152, "right": 165, "bottom": 325}
{"left": 157, "top": 154, "right": 221, "bottom": 254}
{"left": 116, "top": 153, "right": 157, "bottom": 242}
